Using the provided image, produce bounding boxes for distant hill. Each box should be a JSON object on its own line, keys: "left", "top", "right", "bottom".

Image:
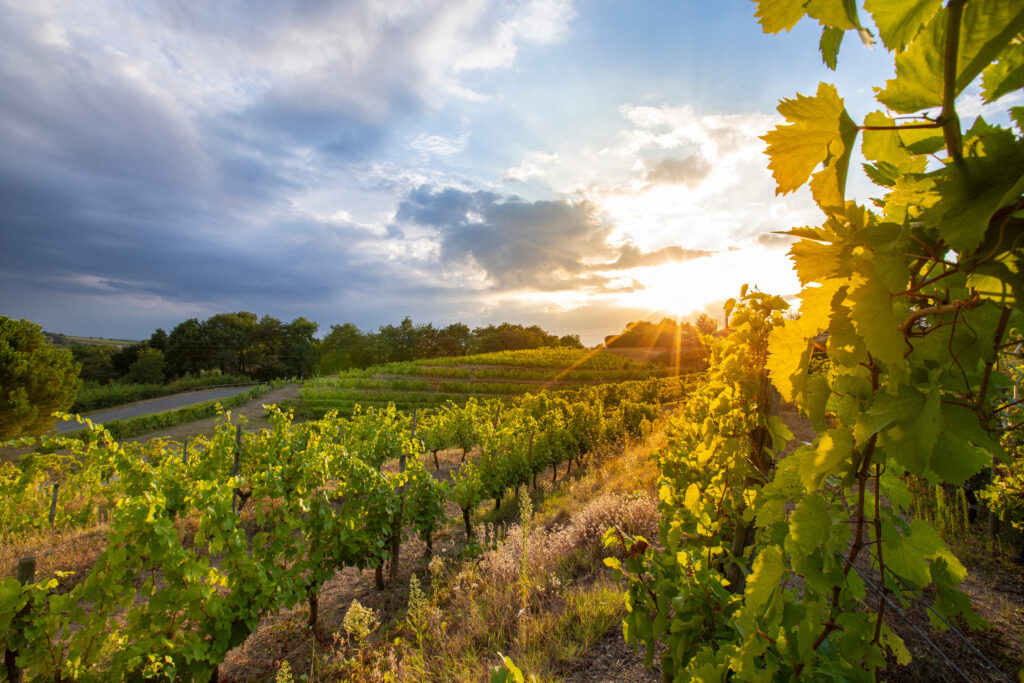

{"left": 43, "top": 332, "right": 138, "bottom": 349}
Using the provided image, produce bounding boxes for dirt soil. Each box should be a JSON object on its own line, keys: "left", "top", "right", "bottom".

{"left": 562, "top": 621, "right": 661, "bottom": 683}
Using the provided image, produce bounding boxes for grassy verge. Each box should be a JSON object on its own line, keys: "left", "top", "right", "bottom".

{"left": 64, "top": 384, "right": 270, "bottom": 440}
{"left": 72, "top": 374, "right": 253, "bottom": 413}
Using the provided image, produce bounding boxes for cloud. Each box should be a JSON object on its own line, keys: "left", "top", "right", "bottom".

{"left": 411, "top": 132, "right": 471, "bottom": 156}
{"left": 756, "top": 231, "right": 797, "bottom": 248}
{"left": 393, "top": 185, "right": 716, "bottom": 292}
{"left": 504, "top": 151, "right": 561, "bottom": 182}
{"left": 531, "top": 103, "right": 824, "bottom": 252}
{"left": 602, "top": 244, "right": 714, "bottom": 269}
{"left": 643, "top": 155, "right": 711, "bottom": 187}
{"left": 0, "top": 0, "right": 580, "bottom": 337}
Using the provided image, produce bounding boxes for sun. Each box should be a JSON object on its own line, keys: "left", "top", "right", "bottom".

{"left": 615, "top": 246, "right": 801, "bottom": 319}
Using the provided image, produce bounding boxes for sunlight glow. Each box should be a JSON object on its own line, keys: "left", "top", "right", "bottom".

{"left": 614, "top": 245, "right": 800, "bottom": 318}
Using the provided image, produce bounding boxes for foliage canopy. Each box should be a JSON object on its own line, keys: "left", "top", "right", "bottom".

{"left": 0, "top": 316, "right": 80, "bottom": 439}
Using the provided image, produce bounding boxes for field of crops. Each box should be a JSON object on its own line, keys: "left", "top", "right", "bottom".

{"left": 301, "top": 346, "right": 700, "bottom": 416}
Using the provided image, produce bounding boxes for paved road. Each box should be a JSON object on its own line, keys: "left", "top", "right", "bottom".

{"left": 55, "top": 385, "right": 257, "bottom": 433}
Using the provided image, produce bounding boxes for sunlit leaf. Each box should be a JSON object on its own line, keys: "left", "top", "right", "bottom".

{"left": 864, "top": 0, "right": 942, "bottom": 52}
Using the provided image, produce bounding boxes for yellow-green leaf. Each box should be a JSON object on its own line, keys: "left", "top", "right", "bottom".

{"left": 981, "top": 40, "right": 1024, "bottom": 103}
{"left": 806, "top": 0, "right": 860, "bottom": 30}
{"left": 762, "top": 82, "right": 857, "bottom": 198}
{"left": 753, "top": 0, "right": 807, "bottom": 34}
{"left": 847, "top": 274, "right": 906, "bottom": 369}
{"left": 789, "top": 239, "right": 848, "bottom": 285}
{"left": 819, "top": 26, "right": 844, "bottom": 70}
{"left": 862, "top": 111, "right": 915, "bottom": 166}
{"left": 864, "top": 0, "right": 942, "bottom": 52}
{"left": 745, "top": 545, "right": 785, "bottom": 612}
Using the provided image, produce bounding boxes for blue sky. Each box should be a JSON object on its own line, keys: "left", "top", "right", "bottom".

{"left": 0, "top": 1, "right": 941, "bottom": 344}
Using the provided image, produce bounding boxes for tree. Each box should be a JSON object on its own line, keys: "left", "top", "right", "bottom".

{"left": 71, "top": 344, "right": 117, "bottom": 383}
{"left": 148, "top": 328, "right": 168, "bottom": 352}
{"left": 694, "top": 312, "right": 718, "bottom": 335}
{"left": 281, "top": 317, "right": 318, "bottom": 377}
{"left": 558, "top": 334, "right": 584, "bottom": 349}
{"left": 0, "top": 316, "right": 81, "bottom": 439}
{"left": 126, "top": 347, "right": 166, "bottom": 384}
{"left": 165, "top": 318, "right": 209, "bottom": 377}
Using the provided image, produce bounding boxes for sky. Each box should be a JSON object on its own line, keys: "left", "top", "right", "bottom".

{"left": 0, "top": 0, "right": 938, "bottom": 344}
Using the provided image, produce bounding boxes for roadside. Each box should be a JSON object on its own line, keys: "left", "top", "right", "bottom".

{"left": 119, "top": 383, "right": 302, "bottom": 443}
{"left": 54, "top": 384, "right": 258, "bottom": 433}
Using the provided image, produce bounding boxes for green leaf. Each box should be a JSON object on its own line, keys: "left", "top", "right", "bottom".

{"left": 968, "top": 251, "right": 1024, "bottom": 309}
{"left": 878, "top": 1, "right": 1024, "bottom": 113}
{"left": 955, "top": 1, "right": 1024, "bottom": 95}
{"left": 800, "top": 428, "right": 854, "bottom": 490}
{"left": 982, "top": 40, "right": 1024, "bottom": 103}
{"left": 876, "top": 10, "right": 944, "bottom": 113}
{"left": 753, "top": 0, "right": 807, "bottom": 33}
{"left": 788, "top": 493, "right": 831, "bottom": 555}
{"left": 806, "top": 0, "right": 860, "bottom": 30}
{"left": 930, "top": 431, "right": 992, "bottom": 484}
{"left": 847, "top": 274, "right": 906, "bottom": 369}
{"left": 861, "top": 112, "right": 914, "bottom": 166}
{"left": 820, "top": 26, "right": 844, "bottom": 70}
{"left": 790, "top": 240, "right": 848, "bottom": 285}
{"left": 767, "top": 320, "right": 813, "bottom": 403}
{"left": 921, "top": 124, "right": 1024, "bottom": 253}
{"left": 878, "top": 386, "right": 942, "bottom": 475}
{"left": 745, "top": 545, "right": 785, "bottom": 612}
{"left": 762, "top": 82, "right": 858, "bottom": 206}
{"left": 864, "top": 0, "right": 942, "bottom": 52}
{"left": 863, "top": 161, "right": 901, "bottom": 187}
{"left": 805, "top": 373, "right": 831, "bottom": 432}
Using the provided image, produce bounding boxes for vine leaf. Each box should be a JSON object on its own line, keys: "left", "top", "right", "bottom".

{"left": 864, "top": 0, "right": 942, "bottom": 53}
{"left": 767, "top": 278, "right": 842, "bottom": 402}
{"left": 762, "top": 82, "right": 858, "bottom": 211}
{"left": 805, "top": 0, "right": 858, "bottom": 31}
{"left": 878, "top": 1, "right": 1024, "bottom": 113}
{"left": 745, "top": 545, "right": 785, "bottom": 612}
{"left": 930, "top": 432, "right": 992, "bottom": 484}
{"left": 876, "top": 11, "right": 944, "bottom": 113}
{"left": 981, "top": 40, "right": 1024, "bottom": 103}
{"left": 800, "top": 427, "right": 853, "bottom": 490}
{"left": 753, "top": 0, "right": 807, "bottom": 34}
{"left": 819, "top": 26, "right": 844, "bottom": 70}
{"left": 922, "top": 120, "right": 1024, "bottom": 253}
{"left": 787, "top": 493, "right": 831, "bottom": 556}
{"left": 861, "top": 111, "right": 915, "bottom": 166}
{"left": 955, "top": 1, "right": 1024, "bottom": 95}
{"left": 847, "top": 273, "right": 905, "bottom": 370}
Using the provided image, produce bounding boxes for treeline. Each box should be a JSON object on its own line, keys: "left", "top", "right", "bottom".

{"left": 71, "top": 312, "right": 318, "bottom": 384}
{"left": 604, "top": 313, "right": 718, "bottom": 349}
{"left": 70, "top": 314, "right": 582, "bottom": 385}
{"left": 317, "top": 318, "right": 582, "bottom": 374}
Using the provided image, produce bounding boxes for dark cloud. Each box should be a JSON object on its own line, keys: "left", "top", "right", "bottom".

{"left": 644, "top": 154, "right": 711, "bottom": 187}
{"left": 395, "top": 186, "right": 617, "bottom": 291}
{"left": 394, "top": 186, "right": 716, "bottom": 291}
{"left": 0, "top": 4, "right": 426, "bottom": 337}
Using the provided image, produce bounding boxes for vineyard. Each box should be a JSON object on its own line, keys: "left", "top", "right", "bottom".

{"left": 0, "top": 364, "right": 682, "bottom": 680}
{"left": 4, "top": 0, "right": 1024, "bottom": 681}
{"left": 300, "top": 347, "right": 699, "bottom": 416}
